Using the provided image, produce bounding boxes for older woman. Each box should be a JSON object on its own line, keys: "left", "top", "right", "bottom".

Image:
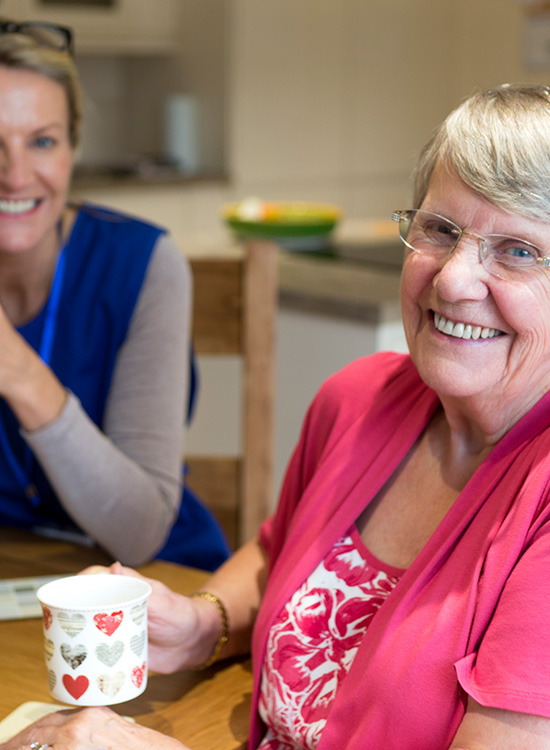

{"left": 9, "top": 84, "right": 550, "bottom": 749}
{"left": 0, "top": 19, "right": 229, "bottom": 571}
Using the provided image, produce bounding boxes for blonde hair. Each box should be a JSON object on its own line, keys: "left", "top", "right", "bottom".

{"left": 413, "top": 84, "right": 550, "bottom": 220}
{"left": 0, "top": 28, "right": 82, "bottom": 148}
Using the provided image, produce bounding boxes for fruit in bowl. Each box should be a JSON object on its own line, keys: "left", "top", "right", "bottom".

{"left": 221, "top": 197, "right": 342, "bottom": 251}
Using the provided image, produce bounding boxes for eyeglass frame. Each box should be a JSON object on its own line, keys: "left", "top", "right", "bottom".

{"left": 0, "top": 20, "right": 74, "bottom": 56}
{"left": 392, "top": 208, "right": 550, "bottom": 279}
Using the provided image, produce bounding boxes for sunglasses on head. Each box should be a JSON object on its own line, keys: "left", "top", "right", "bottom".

{"left": 0, "top": 20, "right": 73, "bottom": 55}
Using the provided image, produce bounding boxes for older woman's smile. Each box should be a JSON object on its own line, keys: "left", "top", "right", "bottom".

{"left": 432, "top": 311, "right": 504, "bottom": 340}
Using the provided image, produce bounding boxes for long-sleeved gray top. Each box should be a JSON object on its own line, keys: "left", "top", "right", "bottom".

{"left": 22, "top": 234, "right": 192, "bottom": 566}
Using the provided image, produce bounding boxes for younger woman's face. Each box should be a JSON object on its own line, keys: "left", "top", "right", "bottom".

{"left": 0, "top": 66, "right": 74, "bottom": 258}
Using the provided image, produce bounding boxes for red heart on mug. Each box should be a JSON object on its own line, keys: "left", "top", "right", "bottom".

{"left": 93, "top": 611, "right": 123, "bottom": 636}
{"left": 62, "top": 674, "right": 89, "bottom": 700}
{"left": 42, "top": 606, "right": 52, "bottom": 630}
{"left": 131, "top": 662, "right": 146, "bottom": 689}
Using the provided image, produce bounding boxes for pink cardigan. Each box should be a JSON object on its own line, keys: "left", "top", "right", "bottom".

{"left": 250, "top": 352, "right": 550, "bottom": 749}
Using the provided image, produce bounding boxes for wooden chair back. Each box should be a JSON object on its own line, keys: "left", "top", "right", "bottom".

{"left": 185, "top": 241, "right": 278, "bottom": 549}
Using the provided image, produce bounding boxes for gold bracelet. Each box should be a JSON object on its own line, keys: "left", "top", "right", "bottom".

{"left": 190, "top": 591, "right": 229, "bottom": 669}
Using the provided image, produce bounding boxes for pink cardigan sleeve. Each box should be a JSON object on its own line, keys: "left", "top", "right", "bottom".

{"left": 455, "top": 514, "right": 550, "bottom": 716}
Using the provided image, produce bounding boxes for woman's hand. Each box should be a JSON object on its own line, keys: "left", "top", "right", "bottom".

{"left": 80, "top": 563, "right": 222, "bottom": 672}
{"left": 1, "top": 706, "right": 190, "bottom": 749}
{"left": 82, "top": 538, "right": 269, "bottom": 668}
{"left": 0, "top": 304, "right": 67, "bottom": 431}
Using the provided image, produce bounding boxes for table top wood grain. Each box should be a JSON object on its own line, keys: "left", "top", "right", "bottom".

{"left": 0, "top": 529, "right": 252, "bottom": 750}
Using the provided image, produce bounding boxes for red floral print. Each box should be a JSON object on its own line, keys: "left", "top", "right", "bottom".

{"left": 258, "top": 528, "right": 402, "bottom": 749}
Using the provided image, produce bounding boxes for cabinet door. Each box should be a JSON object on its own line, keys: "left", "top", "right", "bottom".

{"left": 13, "top": 0, "right": 179, "bottom": 54}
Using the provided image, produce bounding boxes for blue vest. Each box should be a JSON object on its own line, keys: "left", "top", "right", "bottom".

{"left": 0, "top": 204, "right": 229, "bottom": 571}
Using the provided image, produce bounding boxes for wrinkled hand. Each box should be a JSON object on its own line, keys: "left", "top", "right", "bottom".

{"left": 80, "top": 563, "right": 210, "bottom": 673}
{"left": 1, "top": 706, "right": 190, "bottom": 750}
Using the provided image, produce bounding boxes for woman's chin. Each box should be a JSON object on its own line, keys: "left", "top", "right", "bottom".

{"left": 414, "top": 359, "right": 501, "bottom": 403}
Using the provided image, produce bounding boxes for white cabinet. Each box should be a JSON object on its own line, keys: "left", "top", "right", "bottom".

{"left": 0, "top": 0, "right": 180, "bottom": 55}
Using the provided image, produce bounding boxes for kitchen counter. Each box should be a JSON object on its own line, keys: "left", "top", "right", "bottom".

{"left": 178, "top": 218, "right": 404, "bottom": 324}
{"left": 278, "top": 251, "right": 402, "bottom": 323}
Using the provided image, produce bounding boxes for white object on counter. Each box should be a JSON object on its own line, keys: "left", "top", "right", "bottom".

{"left": 163, "top": 94, "right": 200, "bottom": 174}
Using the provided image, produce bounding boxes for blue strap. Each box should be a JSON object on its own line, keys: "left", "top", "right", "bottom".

{"left": 39, "top": 246, "right": 66, "bottom": 364}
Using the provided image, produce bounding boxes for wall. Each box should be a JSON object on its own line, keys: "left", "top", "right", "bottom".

{"left": 454, "top": 0, "right": 540, "bottom": 93}
{"left": 76, "top": 0, "right": 459, "bottom": 224}
{"left": 77, "top": 56, "right": 135, "bottom": 168}
{"left": 227, "top": 0, "right": 458, "bottom": 219}
{"left": 75, "top": 1, "right": 550, "bottom": 227}
{"left": 123, "top": 0, "right": 228, "bottom": 175}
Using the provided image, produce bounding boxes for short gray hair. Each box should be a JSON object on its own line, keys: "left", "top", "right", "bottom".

{"left": 412, "top": 84, "right": 550, "bottom": 220}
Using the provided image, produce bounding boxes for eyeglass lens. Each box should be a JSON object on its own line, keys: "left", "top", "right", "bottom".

{"left": 400, "top": 211, "right": 459, "bottom": 254}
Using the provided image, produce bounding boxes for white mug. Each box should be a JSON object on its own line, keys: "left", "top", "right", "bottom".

{"left": 36, "top": 574, "right": 152, "bottom": 706}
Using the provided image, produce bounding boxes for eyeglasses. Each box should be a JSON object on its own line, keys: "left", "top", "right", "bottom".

{"left": 393, "top": 208, "right": 550, "bottom": 282}
{"left": 0, "top": 20, "right": 73, "bottom": 55}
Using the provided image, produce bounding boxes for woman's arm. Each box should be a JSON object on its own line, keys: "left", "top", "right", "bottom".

{"left": 23, "top": 235, "right": 191, "bottom": 565}
{"left": 187, "top": 536, "right": 269, "bottom": 663}
{"left": 450, "top": 699, "right": 550, "bottom": 749}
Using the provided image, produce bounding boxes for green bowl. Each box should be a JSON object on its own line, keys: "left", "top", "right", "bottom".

{"left": 222, "top": 200, "right": 341, "bottom": 250}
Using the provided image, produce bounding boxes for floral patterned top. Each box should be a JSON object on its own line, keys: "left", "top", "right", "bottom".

{"left": 257, "top": 525, "right": 404, "bottom": 749}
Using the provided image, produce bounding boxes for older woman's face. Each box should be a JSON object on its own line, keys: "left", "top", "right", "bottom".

{"left": 401, "top": 161, "right": 550, "bottom": 424}
{"left": 0, "top": 66, "right": 73, "bottom": 257}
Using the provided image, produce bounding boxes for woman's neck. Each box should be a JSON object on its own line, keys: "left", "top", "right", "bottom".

{"left": 435, "top": 388, "right": 537, "bottom": 474}
{"left": 426, "top": 408, "right": 494, "bottom": 493}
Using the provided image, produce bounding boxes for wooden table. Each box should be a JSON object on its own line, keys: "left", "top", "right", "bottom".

{"left": 0, "top": 529, "right": 252, "bottom": 750}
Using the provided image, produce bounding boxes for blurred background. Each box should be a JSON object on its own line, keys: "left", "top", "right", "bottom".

{"left": 5, "top": 0, "right": 550, "bottom": 500}
{"left": 7, "top": 0, "right": 548, "bottom": 229}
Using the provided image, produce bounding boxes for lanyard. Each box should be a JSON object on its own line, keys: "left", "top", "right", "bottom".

{"left": 0, "top": 245, "right": 67, "bottom": 506}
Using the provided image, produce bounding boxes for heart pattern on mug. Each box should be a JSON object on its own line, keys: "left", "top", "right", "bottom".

{"left": 131, "top": 662, "right": 146, "bottom": 689}
{"left": 130, "top": 631, "right": 145, "bottom": 656}
{"left": 42, "top": 606, "right": 52, "bottom": 630}
{"left": 58, "top": 612, "right": 86, "bottom": 637}
{"left": 130, "top": 602, "right": 146, "bottom": 625}
{"left": 97, "top": 671, "right": 124, "bottom": 697}
{"left": 96, "top": 640, "right": 124, "bottom": 667}
{"left": 44, "top": 637, "right": 54, "bottom": 661}
{"left": 61, "top": 643, "right": 87, "bottom": 670}
{"left": 63, "top": 674, "right": 89, "bottom": 700}
{"left": 94, "top": 611, "right": 123, "bottom": 636}
{"left": 47, "top": 670, "right": 56, "bottom": 691}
